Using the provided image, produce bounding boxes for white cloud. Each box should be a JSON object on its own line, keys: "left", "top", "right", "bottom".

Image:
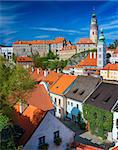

{"left": 100, "top": 20, "right": 118, "bottom": 30}
{"left": 32, "top": 27, "right": 82, "bottom": 34}
{"left": 35, "top": 35, "right": 50, "bottom": 39}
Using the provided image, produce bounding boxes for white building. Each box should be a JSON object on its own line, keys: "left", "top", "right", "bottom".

{"left": 49, "top": 74, "right": 77, "bottom": 118}
{"left": 0, "top": 46, "right": 13, "bottom": 60}
{"left": 97, "top": 29, "right": 106, "bottom": 68}
{"left": 24, "top": 111, "right": 75, "bottom": 150}
{"left": 65, "top": 76, "right": 101, "bottom": 122}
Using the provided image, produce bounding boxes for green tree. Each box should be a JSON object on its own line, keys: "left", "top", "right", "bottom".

{"left": 109, "top": 40, "right": 118, "bottom": 49}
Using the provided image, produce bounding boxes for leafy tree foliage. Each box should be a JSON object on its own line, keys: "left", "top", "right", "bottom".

{"left": 109, "top": 40, "right": 118, "bottom": 49}
{"left": 83, "top": 104, "right": 113, "bottom": 139}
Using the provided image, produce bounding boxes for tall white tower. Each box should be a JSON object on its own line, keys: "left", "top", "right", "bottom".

{"left": 90, "top": 12, "right": 98, "bottom": 44}
{"left": 97, "top": 29, "right": 106, "bottom": 68}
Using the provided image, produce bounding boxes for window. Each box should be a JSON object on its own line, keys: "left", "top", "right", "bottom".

{"left": 79, "top": 90, "right": 85, "bottom": 96}
{"left": 73, "top": 89, "right": 78, "bottom": 94}
{"left": 99, "top": 61, "right": 101, "bottom": 64}
{"left": 55, "top": 98, "right": 57, "bottom": 103}
{"left": 77, "top": 104, "right": 79, "bottom": 109}
{"left": 104, "top": 96, "right": 111, "bottom": 103}
{"left": 99, "top": 54, "right": 101, "bottom": 58}
{"left": 99, "top": 48, "right": 101, "bottom": 52}
{"left": 54, "top": 131, "right": 59, "bottom": 139}
{"left": 93, "top": 32, "right": 94, "bottom": 35}
{"left": 39, "top": 136, "right": 45, "bottom": 145}
{"left": 59, "top": 99, "right": 61, "bottom": 105}
{"left": 116, "top": 119, "right": 118, "bottom": 128}
{"left": 71, "top": 102, "right": 73, "bottom": 106}
{"left": 68, "top": 101, "right": 70, "bottom": 105}
{"left": 59, "top": 109, "right": 61, "bottom": 114}
{"left": 117, "top": 132, "right": 118, "bottom": 139}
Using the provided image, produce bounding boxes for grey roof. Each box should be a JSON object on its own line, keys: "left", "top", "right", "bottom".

{"left": 65, "top": 76, "right": 101, "bottom": 102}
{"left": 85, "top": 82, "right": 118, "bottom": 112}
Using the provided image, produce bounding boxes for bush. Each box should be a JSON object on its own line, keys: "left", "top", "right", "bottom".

{"left": 39, "top": 143, "right": 49, "bottom": 150}
{"left": 79, "top": 122, "right": 86, "bottom": 130}
{"left": 54, "top": 137, "right": 62, "bottom": 145}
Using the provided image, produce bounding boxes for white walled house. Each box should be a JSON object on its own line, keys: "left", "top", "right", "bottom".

{"left": 49, "top": 74, "right": 77, "bottom": 118}
{"left": 24, "top": 112, "right": 75, "bottom": 150}
{"left": 0, "top": 46, "right": 13, "bottom": 60}
{"left": 65, "top": 76, "right": 101, "bottom": 122}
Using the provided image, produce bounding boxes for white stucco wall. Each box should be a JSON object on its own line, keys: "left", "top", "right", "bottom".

{"left": 50, "top": 93, "right": 64, "bottom": 118}
{"left": 24, "top": 112, "right": 75, "bottom": 150}
{"left": 112, "top": 111, "right": 118, "bottom": 143}
{"left": 67, "top": 98, "right": 83, "bottom": 118}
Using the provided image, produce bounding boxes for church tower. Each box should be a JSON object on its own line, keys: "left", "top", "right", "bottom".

{"left": 97, "top": 29, "right": 106, "bottom": 68}
{"left": 90, "top": 12, "right": 98, "bottom": 44}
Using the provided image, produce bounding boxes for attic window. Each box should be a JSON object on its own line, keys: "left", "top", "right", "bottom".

{"left": 104, "top": 96, "right": 111, "bottom": 103}
{"left": 79, "top": 90, "right": 85, "bottom": 96}
{"left": 56, "top": 86, "right": 59, "bottom": 88}
{"left": 73, "top": 89, "right": 78, "bottom": 94}
{"left": 92, "top": 93, "right": 100, "bottom": 99}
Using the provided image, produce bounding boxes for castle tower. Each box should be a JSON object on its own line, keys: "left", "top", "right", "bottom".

{"left": 97, "top": 29, "right": 106, "bottom": 68}
{"left": 90, "top": 12, "right": 98, "bottom": 44}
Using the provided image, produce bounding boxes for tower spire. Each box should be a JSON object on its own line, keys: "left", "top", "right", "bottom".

{"left": 90, "top": 9, "right": 98, "bottom": 44}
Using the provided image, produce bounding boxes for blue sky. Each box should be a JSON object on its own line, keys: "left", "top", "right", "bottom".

{"left": 0, "top": 0, "right": 118, "bottom": 46}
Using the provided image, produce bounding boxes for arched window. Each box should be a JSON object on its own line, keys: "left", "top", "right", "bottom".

{"left": 93, "top": 32, "right": 94, "bottom": 35}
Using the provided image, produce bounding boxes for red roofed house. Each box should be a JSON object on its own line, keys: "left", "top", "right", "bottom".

{"left": 49, "top": 74, "right": 77, "bottom": 118}
{"left": 100, "top": 63, "right": 118, "bottom": 81}
{"left": 16, "top": 56, "right": 34, "bottom": 68}
{"left": 110, "top": 47, "right": 118, "bottom": 63}
{"left": 76, "top": 38, "right": 97, "bottom": 53}
{"left": 13, "top": 84, "right": 75, "bottom": 150}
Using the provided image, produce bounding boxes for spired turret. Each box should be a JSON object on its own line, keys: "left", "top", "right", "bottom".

{"left": 90, "top": 12, "right": 98, "bottom": 44}
{"left": 97, "top": 29, "right": 106, "bottom": 68}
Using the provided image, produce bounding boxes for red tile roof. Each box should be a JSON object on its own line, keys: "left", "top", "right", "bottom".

{"left": 75, "top": 53, "right": 97, "bottom": 68}
{"left": 102, "top": 63, "right": 118, "bottom": 71}
{"left": 27, "top": 84, "right": 54, "bottom": 111}
{"left": 42, "top": 71, "right": 62, "bottom": 85}
{"left": 30, "top": 68, "right": 44, "bottom": 82}
{"left": 50, "top": 74, "right": 77, "bottom": 95}
{"left": 14, "top": 104, "right": 46, "bottom": 145}
{"left": 16, "top": 56, "right": 33, "bottom": 62}
{"left": 13, "top": 37, "right": 65, "bottom": 45}
{"left": 112, "top": 146, "right": 118, "bottom": 150}
{"left": 77, "top": 38, "right": 95, "bottom": 44}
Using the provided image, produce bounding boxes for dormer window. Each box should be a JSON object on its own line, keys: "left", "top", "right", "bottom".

{"left": 104, "top": 96, "right": 111, "bottom": 103}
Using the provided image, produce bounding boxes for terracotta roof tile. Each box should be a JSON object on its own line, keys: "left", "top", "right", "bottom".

{"left": 50, "top": 74, "right": 77, "bottom": 95}
{"left": 16, "top": 56, "right": 33, "bottom": 62}
{"left": 113, "top": 46, "right": 118, "bottom": 54}
{"left": 75, "top": 53, "right": 97, "bottom": 67}
{"left": 77, "top": 38, "right": 95, "bottom": 44}
{"left": 102, "top": 63, "right": 118, "bottom": 70}
{"left": 30, "top": 68, "right": 44, "bottom": 82}
{"left": 112, "top": 146, "right": 118, "bottom": 150}
{"left": 27, "top": 84, "right": 54, "bottom": 111}
{"left": 14, "top": 104, "right": 46, "bottom": 145}
{"left": 42, "top": 71, "right": 62, "bottom": 85}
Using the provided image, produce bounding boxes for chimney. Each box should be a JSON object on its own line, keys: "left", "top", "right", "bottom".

{"left": 44, "top": 69, "right": 48, "bottom": 77}
{"left": 19, "top": 101, "right": 23, "bottom": 114}
{"left": 90, "top": 52, "right": 92, "bottom": 59}
{"left": 94, "top": 52, "right": 96, "bottom": 59}
{"left": 37, "top": 68, "right": 39, "bottom": 74}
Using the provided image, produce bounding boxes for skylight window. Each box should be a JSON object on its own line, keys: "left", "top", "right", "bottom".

{"left": 79, "top": 90, "right": 85, "bottom": 96}
{"left": 92, "top": 93, "right": 100, "bottom": 99}
{"left": 73, "top": 89, "right": 78, "bottom": 94}
{"left": 104, "top": 96, "right": 111, "bottom": 103}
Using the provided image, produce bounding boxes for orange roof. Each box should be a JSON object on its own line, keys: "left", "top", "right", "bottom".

{"left": 77, "top": 38, "right": 95, "bottom": 44}
{"left": 14, "top": 104, "right": 46, "bottom": 145}
{"left": 102, "top": 63, "right": 118, "bottom": 71}
{"left": 112, "top": 146, "right": 118, "bottom": 150}
{"left": 63, "top": 66, "right": 74, "bottom": 70}
{"left": 16, "top": 56, "right": 33, "bottom": 62}
{"left": 30, "top": 68, "right": 44, "bottom": 82}
{"left": 50, "top": 74, "right": 77, "bottom": 95}
{"left": 27, "top": 84, "right": 54, "bottom": 111}
{"left": 75, "top": 53, "right": 97, "bottom": 67}
{"left": 61, "top": 45, "right": 77, "bottom": 51}
{"left": 13, "top": 37, "right": 65, "bottom": 45}
{"left": 42, "top": 71, "right": 62, "bottom": 85}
